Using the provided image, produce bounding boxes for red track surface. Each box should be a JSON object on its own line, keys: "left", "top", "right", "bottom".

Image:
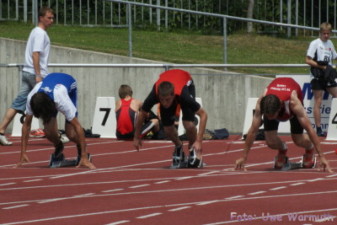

{"left": 0, "top": 135, "right": 337, "bottom": 225}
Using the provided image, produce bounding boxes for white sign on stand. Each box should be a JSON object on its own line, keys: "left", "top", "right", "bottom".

{"left": 178, "top": 97, "right": 202, "bottom": 136}
{"left": 12, "top": 114, "right": 40, "bottom": 137}
{"left": 326, "top": 98, "right": 337, "bottom": 140}
{"left": 92, "top": 97, "right": 116, "bottom": 138}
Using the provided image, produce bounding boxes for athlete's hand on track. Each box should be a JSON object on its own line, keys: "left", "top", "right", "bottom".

{"left": 318, "top": 157, "right": 333, "bottom": 173}
{"left": 15, "top": 153, "right": 30, "bottom": 168}
{"left": 133, "top": 137, "right": 142, "bottom": 151}
{"left": 235, "top": 157, "right": 247, "bottom": 171}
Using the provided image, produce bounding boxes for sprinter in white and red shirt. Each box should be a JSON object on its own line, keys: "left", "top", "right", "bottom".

{"left": 235, "top": 77, "right": 332, "bottom": 172}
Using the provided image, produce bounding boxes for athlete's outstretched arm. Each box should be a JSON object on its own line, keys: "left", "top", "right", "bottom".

{"left": 235, "top": 98, "right": 263, "bottom": 170}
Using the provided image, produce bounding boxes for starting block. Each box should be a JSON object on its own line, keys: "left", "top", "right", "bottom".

{"left": 49, "top": 153, "right": 92, "bottom": 168}
{"left": 277, "top": 156, "right": 316, "bottom": 171}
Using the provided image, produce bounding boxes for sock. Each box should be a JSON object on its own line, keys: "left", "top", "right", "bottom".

{"left": 279, "top": 142, "right": 288, "bottom": 155}
{"left": 305, "top": 145, "right": 314, "bottom": 155}
{"left": 54, "top": 141, "right": 64, "bottom": 158}
{"left": 316, "top": 126, "right": 322, "bottom": 133}
{"left": 77, "top": 144, "right": 82, "bottom": 156}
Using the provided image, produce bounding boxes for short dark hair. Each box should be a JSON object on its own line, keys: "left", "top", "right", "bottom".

{"left": 158, "top": 81, "right": 174, "bottom": 97}
{"left": 260, "top": 94, "right": 281, "bottom": 115}
{"left": 118, "top": 84, "right": 133, "bottom": 99}
{"left": 30, "top": 92, "right": 57, "bottom": 124}
{"left": 39, "top": 6, "right": 54, "bottom": 18}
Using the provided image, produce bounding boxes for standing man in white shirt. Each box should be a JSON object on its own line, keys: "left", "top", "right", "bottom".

{"left": 0, "top": 7, "right": 54, "bottom": 145}
{"left": 305, "top": 22, "right": 337, "bottom": 137}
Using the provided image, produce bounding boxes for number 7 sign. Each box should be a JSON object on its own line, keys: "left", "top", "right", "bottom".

{"left": 92, "top": 97, "right": 116, "bottom": 138}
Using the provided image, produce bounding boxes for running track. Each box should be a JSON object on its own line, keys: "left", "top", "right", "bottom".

{"left": 0, "top": 135, "right": 336, "bottom": 225}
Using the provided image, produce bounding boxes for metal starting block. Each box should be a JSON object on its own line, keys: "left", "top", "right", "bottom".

{"left": 49, "top": 154, "right": 92, "bottom": 168}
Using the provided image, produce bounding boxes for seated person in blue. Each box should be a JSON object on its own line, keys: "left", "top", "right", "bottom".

{"left": 17, "top": 73, "right": 96, "bottom": 169}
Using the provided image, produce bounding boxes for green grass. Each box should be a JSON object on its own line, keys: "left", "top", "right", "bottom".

{"left": 0, "top": 21, "right": 327, "bottom": 75}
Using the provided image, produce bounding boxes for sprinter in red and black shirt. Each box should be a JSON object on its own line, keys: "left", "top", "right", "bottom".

{"left": 133, "top": 69, "right": 208, "bottom": 168}
{"left": 235, "top": 77, "right": 332, "bottom": 172}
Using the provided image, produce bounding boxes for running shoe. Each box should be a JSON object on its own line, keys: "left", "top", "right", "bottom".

{"left": 171, "top": 145, "right": 185, "bottom": 169}
{"left": 316, "top": 130, "right": 327, "bottom": 137}
{"left": 30, "top": 128, "right": 45, "bottom": 138}
{"left": 274, "top": 154, "right": 288, "bottom": 170}
{"left": 0, "top": 134, "right": 12, "bottom": 146}
{"left": 60, "top": 134, "right": 70, "bottom": 144}
{"left": 187, "top": 147, "right": 203, "bottom": 168}
{"left": 301, "top": 151, "right": 317, "bottom": 168}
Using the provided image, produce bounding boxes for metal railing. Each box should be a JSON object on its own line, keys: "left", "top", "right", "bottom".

{"left": 104, "top": 0, "right": 330, "bottom": 63}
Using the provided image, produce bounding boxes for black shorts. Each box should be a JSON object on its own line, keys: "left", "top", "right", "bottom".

{"left": 263, "top": 116, "right": 303, "bottom": 134}
{"left": 160, "top": 83, "right": 196, "bottom": 127}
{"left": 311, "top": 78, "right": 337, "bottom": 91}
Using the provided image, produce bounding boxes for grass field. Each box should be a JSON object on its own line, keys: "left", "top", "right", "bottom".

{"left": 0, "top": 21, "right": 331, "bottom": 75}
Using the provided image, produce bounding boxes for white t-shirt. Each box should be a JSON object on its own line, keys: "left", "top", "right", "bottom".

{"left": 26, "top": 83, "right": 77, "bottom": 122}
{"left": 23, "top": 27, "right": 51, "bottom": 77}
{"left": 306, "top": 38, "right": 337, "bottom": 64}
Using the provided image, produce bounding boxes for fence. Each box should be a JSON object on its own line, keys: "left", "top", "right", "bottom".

{"left": 0, "top": 38, "right": 313, "bottom": 134}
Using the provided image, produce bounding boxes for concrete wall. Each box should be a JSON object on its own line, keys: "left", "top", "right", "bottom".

{"left": 0, "top": 38, "right": 272, "bottom": 134}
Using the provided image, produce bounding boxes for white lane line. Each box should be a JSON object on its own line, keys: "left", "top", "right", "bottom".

{"left": 154, "top": 180, "right": 170, "bottom": 184}
{"left": 23, "top": 179, "right": 43, "bottom": 183}
{"left": 269, "top": 186, "right": 287, "bottom": 191}
{"left": 175, "top": 176, "right": 193, "bottom": 180}
{"left": 326, "top": 174, "right": 337, "bottom": 178}
{"left": 307, "top": 178, "right": 324, "bottom": 182}
{"left": 102, "top": 188, "right": 124, "bottom": 193}
{"left": 224, "top": 195, "right": 244, "bottom": 200}
{"left": 168, "top": 206, "right": 191, "bottom": 212}
{"left": 129, "top": 184, "right": 150, "bottom": 189}
{"left": 38, "top": 197, "right": 69, "bottom": 204}
{"left": 248, "top": 191, "right": 266, "bottom": 195}
{"left": 197, "top": 200, "right": 219, "bottom": 206}
{"left": 198, "top": 171, "right": 219, "bottom": 176}
{"left": 290, "top": 182, "right": 305, "bottom": 186}
{"left": 105, "top": 220, "right": 130, "bottom": 225}
{"left": 73, "top": 193, "right": 95, "bottom": 198}
{"left": 137, "top": 213, "right": 162, "bottom": 219}
{"left": 0, "top": 182, "right": 16, "bottom": 186}
{"left": 2, "top": 204, "right": 29, "bottom": 210}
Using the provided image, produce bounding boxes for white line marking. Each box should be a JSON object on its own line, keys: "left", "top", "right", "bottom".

{"left": 168, "top": 206, "right": 191, "bottom": 212}
{"left": 73, "top": 193, "right": 95, "bottom": 198}
{"left": 326, "top": 174, "right": 337, "bottom": 178}
{"left": 154, "top": 180, "right": 170, "bottom": 184}
{"left": 224, "top": 195, "right": 244, "bottom": 200}
{"left": 0, "top": 182, "right": 16, "bottom": 186}
{"left": 2, "top": 204, "right": 29, "bottom": 210}
{"left": 248, "top": 191, "right": 266, "bottom": 195}
{"left": 270, "top": 186, "right": 287, "bottom": 191}
{"left": 129, "top": 184, "right": 150, "bottom": 189}
{"left": 137, "top": 212, "right": 162, "bottom": 219}
{"left": 102, "top": 188, "right": 124, "bottom": 193}
{"left": 175, "top": 176, "right": 193, "bottom": 180}
{"left": 23, "top": 179, "right": 42, "bottom": 183}
{"left": 197, "top": 200, "right": 219, "bottom": 205}
{"left": 198, "top": 171, "right": 218, "bottom": 176}
{"left": 307, "top": 178, "right": 324, "bottom": 182}
{"left": 105, "top": 220, "right": 130, "bottom": 225}
{"left": 290, "top": 182, "right": 305, "bottom": 186}
{"left": 38, "top": 197, "right": 69, "bottom": 204}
